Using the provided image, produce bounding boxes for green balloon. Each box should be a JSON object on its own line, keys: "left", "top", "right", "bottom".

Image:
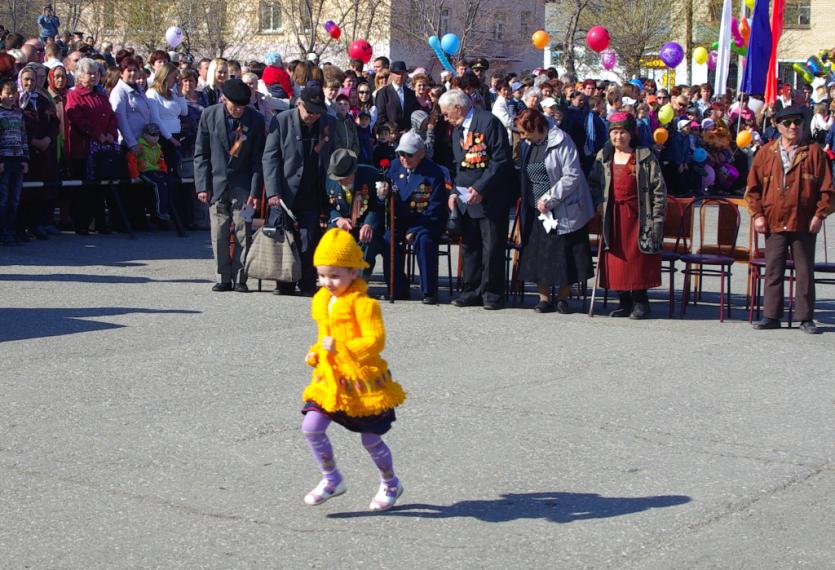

{"left": 711, "top": 41, "right": 719, "bottom": 50}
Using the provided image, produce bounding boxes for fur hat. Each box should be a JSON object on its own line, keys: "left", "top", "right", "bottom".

{"left": 313, "top": 228, "right": 369, "bottom": 269}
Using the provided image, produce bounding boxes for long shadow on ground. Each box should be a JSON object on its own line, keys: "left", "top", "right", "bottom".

{"left": 0, "top": 307, "right": 201, "bottom": 343}
{"left": 328, "top": 491, "right": 691, "bottom": 523}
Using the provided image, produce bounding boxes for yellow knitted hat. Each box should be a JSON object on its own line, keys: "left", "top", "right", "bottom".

{"left": 313, "top": 228, "right": 369, "bottom": 269}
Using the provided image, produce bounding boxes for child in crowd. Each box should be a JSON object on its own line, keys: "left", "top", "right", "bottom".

{"left": 410, "top": 109, "right": 435, "bottom": 159}
{"left": 333, "top": 94, "right": 360, "bottom": 156}
{"left": 127, "top": 122, "right": 172, "bottom": 223}
{"left": 0, "top": 79, "right": 29, "bottom": 246}
{"left": 301, "top": 228, "right": 406, "bottom": 511}
{"left": 355, "top": 110, "right": 373, "bottom": 164}
{"left": 324, "top": 79, "right": 340, "bottom": 116}
{"left": 261, "top": 52, "right": 293, "bottom": 100}
{"left": 635, "top": 103, "right": 653, "bottom": 148}
{"left": 372, "top": 122, "right": 396, "bottom": 168}
{"left": 810, "top": 102, "right": 831, "bottom": 146}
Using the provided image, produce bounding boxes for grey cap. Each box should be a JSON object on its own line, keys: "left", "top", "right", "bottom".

{"left": 510, "top": 81, "right": 524, "bottom": 93}
{"left": 327, "top": 148, "right": 358, "bottom": 180}
{"left": 395, "top": 130, "right": 425, "bottom": 154}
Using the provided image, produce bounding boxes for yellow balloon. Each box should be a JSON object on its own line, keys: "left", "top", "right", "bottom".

{"left": 658, "top": 104, "right": 674, "bottom": 125}
{"left": 694, "top": 46, "right": 708, "bottom": 65}
{"left": 532, "top": 30, "right": 550, "bottom": 50}
{"left": 653, "top": 128, "right": 669, "bottom": 145}
{"left": 736, "top": 130, "right": 753, "bottom": 148}
{"left": 745, "top": 0, "right": 755, "bottom": 9}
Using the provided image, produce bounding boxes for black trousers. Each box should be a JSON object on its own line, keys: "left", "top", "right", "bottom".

{"left": 460, "top": 212, "right": 508, "bottom": 304}
{"left": 764, "top": 231, "right": 816, "bottom": 321}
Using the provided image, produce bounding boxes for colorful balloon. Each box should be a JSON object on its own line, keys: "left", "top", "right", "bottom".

{"left": 693, "top": 148, "right": 708, "bottom": 163}
{"left": 164, "top": 26, "right": 184, "bottom": 48}
{"left": 731, "top": 43, "right": 748, "bottom": 57}
{"left": 658, "top": 104, "right": 674, "bottom": 125}
{"left": 660, "top": 42, "right": 684, "bottom": 68}
{"left": 793, "top": 63, "right": 814, "bottom": 84}
{"left": 600, "top": 49, "right": 617, "bottom": 70}
{"left": 731, "top": 18, "right": 744, "bottom": 47}
{"left": 745, "top": 0, "right": 755, "bottom": 9}
{"left": 586, "top": 26, "right": 610, "bottom": 53}
{"left": 702, "top": 164, "right": 716, "bottom": 189}
{"left": 736, "top": 130, "right": 753, "bottom": 148}
{"left": 348, "top": 39, "right": 373, "bottom": 63}
{"left": 653, "top": 128, "right": 669, "bottom": 145}
{"left": 531, "top": 30, "right": 550, "bottom": 50}
{"left": 428, "top": 36, "right": 456, "bottom": 76}
{"left": 441, "top": 33, "right": 461, "bottom": 55}
{"left": 694, "top": 46, "right": 708, "bottom": 65}
{"left": 708, "top": 50, "right": 718, "bottom": 70}
{"left": 739, "top": 17, "right": 751, "bottom": 44}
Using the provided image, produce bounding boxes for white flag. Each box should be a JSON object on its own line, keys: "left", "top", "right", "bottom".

{"left": 714, "top": 0, "right": 733, "bottom": 96}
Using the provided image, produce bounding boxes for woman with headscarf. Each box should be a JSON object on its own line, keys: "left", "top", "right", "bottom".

{"left": 65, "top": 57, "right": 118, "bottom": 234}
{"left": 588, "top": 112, "right": 667, "bottom": 319}
{"left": 18, "top": 63, "right": 60, "bottom": 239}
{"left": 46, "top": 65, "right": 69, "bottom": 170}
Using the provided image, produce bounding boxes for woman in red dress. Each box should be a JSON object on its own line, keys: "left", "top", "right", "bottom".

{"left": 589, "top": 112, "right": 667, "bottom": 319}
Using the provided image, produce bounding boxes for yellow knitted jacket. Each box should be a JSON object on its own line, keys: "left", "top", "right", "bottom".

{"left": 303, "top": 279, "right": 406, "bottom": 417}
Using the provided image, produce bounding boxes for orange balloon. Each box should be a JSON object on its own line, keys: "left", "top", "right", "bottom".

{"left": 736, "top": 130, "right": 753, "bottom": 148}
{"left": 532, "top": 30, "right": 550, "bottom": 50}
{"left": 653, "top": 128, "right": 669, "bottom": 145}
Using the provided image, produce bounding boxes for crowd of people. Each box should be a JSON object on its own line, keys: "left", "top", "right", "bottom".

{"left": 0, "top": 7, "right": 832, "bottom": 331}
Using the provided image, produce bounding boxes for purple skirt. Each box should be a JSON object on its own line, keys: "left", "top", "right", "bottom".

{"left": 302, "top": 401, "right": 396, "bottom": 435}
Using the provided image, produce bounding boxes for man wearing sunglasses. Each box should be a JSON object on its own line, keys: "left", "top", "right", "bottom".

{"left": 746, "top": 105, "right": 833, "bottom": 334}
{"left": 378, "top": 131, "right": 448, "bottom": 304}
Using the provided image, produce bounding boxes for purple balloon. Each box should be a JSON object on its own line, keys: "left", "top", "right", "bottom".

{"left": 707, "top": 50, "right": 718, "bottom": 70}
{"left": 660, "top": 42, "right": 684, "bottom": 68}
{"left": 702, "top": 164, "right": 716, "bottom": 190}
{"left": 600, "top": 49, "right": 617, "bottom": 71}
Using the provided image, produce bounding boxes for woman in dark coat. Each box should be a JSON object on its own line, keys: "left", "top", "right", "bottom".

{"left": 588, "top": 112, "right": 667, "bottom": 319}
{"left": 517, "top": 108, "right": 595, "bottom": 314}
{"left": 18, "top": 64, "right": 60, "bottom": 239}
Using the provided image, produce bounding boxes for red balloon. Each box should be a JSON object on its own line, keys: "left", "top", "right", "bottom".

{"left": 586, "top": 26, "right": 610, "bottom": 53}
{"left": 348, "top": 39, "right": 373, "bottom": 63}
{"left": 329, "top": 26, "right": 341, "bottom": 40}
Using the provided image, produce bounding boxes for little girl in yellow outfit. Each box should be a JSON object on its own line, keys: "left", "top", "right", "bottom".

{"left": 301, "top": 228, "right": 406, "bottom": 511}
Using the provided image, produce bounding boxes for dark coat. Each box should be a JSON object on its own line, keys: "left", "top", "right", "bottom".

{"left": 193, "top": 104, "right": 266, "bottom": 203}
{"left": 326, "top": 164, "right": 385, "bottom": 232}
{"left": 262, "top": 108, "right": 337, "bottom": 209}
{"left": 450, "top": 109, "right": 515, "bottom": 220}
{"left": 374, "top": 83, "right": 418, "bottom": 133}
{"left": 21, "top": 93, "right": 60, "bottom": 182}
{"left": 588, "top": 145, "right": 667, "bottom": 254}
{"left": 387, "top": 156, "right": 448, "bottom": 235}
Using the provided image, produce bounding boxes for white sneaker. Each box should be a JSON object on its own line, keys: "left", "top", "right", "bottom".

{"left": 369, "top": 481, "right": 403, "bottom": 512}
{"left": 304, "top": 478, "right": 346, "bottom": 506}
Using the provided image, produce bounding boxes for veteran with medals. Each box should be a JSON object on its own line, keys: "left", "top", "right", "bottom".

{"left": 440, "top": 89, "right": 515, "bottom": 310}
{"left": 379, "top": 131, "right": 448, "bottom": 304}
{"left": 325, "top": 149, "right": 386, "bottom": 276}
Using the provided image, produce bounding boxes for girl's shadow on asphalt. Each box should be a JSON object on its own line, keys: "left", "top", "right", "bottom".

{"left": 328, "top": 491, "right": 691, "bottom": 523}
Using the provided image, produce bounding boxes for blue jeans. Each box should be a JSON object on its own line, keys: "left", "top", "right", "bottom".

{"left": 0, "top": 159, "right": 24, "bottom": 237}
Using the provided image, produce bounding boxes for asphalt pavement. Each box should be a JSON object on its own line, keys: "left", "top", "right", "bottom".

{"left": 1, "top": 230, "right": 833, "bottom": 569}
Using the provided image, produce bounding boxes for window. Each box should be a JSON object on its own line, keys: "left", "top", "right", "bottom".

{"left": 260, "top": 1, "right": 283, "bottom": 33}
{"left": 493, "top": 14, "right": 505, "bottom": 41}
{"left": 784, "top": 0, "right": 811, "bottom": 29}
{"left": 521, "top": 11, "right": 531, "bottom": 39}
{"left": 439, "top": 8, "right": 450, "bottom": 37}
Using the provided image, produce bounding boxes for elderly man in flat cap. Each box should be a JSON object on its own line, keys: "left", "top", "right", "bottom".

{"left": 746, "top": 105, "right": 833, "bottom": 334}
{"left": 194, "top": 77, "right": 266, "bottom": 292}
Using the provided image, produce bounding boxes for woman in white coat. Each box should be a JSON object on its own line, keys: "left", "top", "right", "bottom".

{"left": 516, "top": 107, "right": 595, "bottom": 314}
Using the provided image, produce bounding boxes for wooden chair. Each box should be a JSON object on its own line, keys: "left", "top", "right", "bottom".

{"left": 661, "top": 197, "right": 695, "bottom": 318}
{"left": 505, "top": 198, "right": 525, "bottom": 301}
{"left": 679, "top": 198, "right": 740, "bottom": 322}
{"left": 405, "top": 232, "right": 456, "bottom": 298}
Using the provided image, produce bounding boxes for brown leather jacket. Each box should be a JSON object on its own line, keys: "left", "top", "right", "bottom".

{"left": 744, "top": 139, "right": 833, "bottom": 233}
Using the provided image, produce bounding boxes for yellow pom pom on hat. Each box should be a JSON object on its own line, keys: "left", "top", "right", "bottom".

{"left": 313, "top": 228, "right": 369, "bottom": 269}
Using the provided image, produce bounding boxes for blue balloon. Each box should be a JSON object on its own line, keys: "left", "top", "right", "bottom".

{"left": 693, "top": 147, "right": 708, "bottom": 163}
{"left": 427, "top": 36, "right": 457, "bottom": 76}
{"left": 441, "top": 33, "right": 461, "bottom": 55}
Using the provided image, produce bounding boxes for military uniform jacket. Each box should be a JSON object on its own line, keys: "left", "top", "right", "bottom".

{"left": 387, "top": 157, "right": 448, "bottom": 235}
{"left": 326, "top": 164, "right": 385, "bottom": 232}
